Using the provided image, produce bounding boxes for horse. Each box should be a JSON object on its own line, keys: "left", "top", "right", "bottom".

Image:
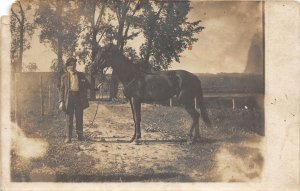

{"left": 95, "top": 45, "right": 212, "bottom": 144}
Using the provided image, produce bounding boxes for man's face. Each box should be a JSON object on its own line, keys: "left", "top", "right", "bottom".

{"left": 67, "top": 62, "right": 76, "bottom": 73}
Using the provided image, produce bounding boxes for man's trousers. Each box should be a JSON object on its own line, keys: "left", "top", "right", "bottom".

{"left": 65, "top": 91, "right": 83, "bottom": 140}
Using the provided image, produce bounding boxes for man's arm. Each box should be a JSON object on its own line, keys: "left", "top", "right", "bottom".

{"left": 84, "top": 75, "right": 91, "bottom": 89}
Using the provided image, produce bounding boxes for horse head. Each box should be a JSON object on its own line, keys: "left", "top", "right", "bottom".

{"left": 94, "top": 44, "right": 120, "bottom": 71}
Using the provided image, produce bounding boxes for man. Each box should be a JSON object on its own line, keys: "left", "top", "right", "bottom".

{"left": 59, "top": 57, "right": 90, "bottom": 143}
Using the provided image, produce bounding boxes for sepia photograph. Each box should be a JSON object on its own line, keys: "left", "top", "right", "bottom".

{"left": 0, "top": 0, "right": 299, "bottom": 190}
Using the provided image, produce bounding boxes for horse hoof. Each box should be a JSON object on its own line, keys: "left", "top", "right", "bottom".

{"left": 130, "top": 139, "right": 140, "bottom": 145}
{"left": 193, "top": 136, "right": 201, "bottom": 142}
{"left": 187, "top": 140, "right": 193, "bottom": 145}
{"left": 186, "top": 138, "right": 193, "bottom": 145}
{"left": 129, "top": 137, "right": 135, "bottom": 143}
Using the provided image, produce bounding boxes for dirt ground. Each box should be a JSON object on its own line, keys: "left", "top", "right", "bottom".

{"left": 11, "top": 101, "right": 264, "bottom": 182}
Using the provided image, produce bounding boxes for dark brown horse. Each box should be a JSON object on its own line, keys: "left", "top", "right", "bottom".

{"left": 95, "top": 45, "right": 211, "bottom": 144}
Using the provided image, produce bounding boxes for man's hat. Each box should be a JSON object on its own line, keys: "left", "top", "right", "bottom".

{"left": 65, "top": 57, "right": 77, "bottom": 66}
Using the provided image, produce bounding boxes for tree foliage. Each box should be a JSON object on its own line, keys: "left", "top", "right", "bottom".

{"left": 90, "top": 1, "right": 204, "bottom": 72}
{"left": 105, "top": 0, "right": 144, "bottom": 99}
{"left": 106, "top": 0, "right": 142, "bottom": 51}
{"left": 139, "top": 1, "right": 204, "bottom": 71}
{"left": 74, "top": 0, "right": 114, "bottom": 99}
{"left": 14, "top": 0, "right": 204, "bottom": 98}
{"left": 86, "top": 0, "right": 204, "bottom": 99}
{"left": 76, "top": 0, "right": 113, "bottom": 73}
{"left": 10, "top": 0, "right": 35, "bottom": 72}
{"left": 24, "top": 62, "right": 39, "bottom": 72}
{"left": 35, "top": 0, "right": 82, "bottom": 71}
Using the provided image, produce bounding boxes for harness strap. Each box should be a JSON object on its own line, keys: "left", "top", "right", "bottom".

{"left": 124, "top": 76, "right": 137, "bottom": 89}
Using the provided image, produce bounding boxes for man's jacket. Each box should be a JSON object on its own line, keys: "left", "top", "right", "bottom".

{"left": 59, "top": 72, "right": 90, "bottom": 111}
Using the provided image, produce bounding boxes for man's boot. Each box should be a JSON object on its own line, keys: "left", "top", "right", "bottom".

{"left": 77, "top": 133, "right": 84, "bottom": 141}
{"left": 65, "top": 129, "right": 72, "bottom": 143}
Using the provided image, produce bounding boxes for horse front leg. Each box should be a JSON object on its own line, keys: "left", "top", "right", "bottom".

{"left": 129, "top": 97, "right": 141, "bottom": 144}
{"left": 129, "top": 98, "right": 136, "bottom": 143}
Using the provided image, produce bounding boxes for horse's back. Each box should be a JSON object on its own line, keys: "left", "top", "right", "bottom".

{"left": 168, "top": 70, "right": 201, "bottom": 88}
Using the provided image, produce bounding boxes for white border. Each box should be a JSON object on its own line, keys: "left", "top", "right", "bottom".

{"left": 1, "top": 1, "right": 299, "bottom": 191}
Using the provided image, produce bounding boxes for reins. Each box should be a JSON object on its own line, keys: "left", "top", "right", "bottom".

{"left": 88, "top": 83, "right": 103, "bottom": 128}
{"left": 123, "top": 75, "right": 137, "bottom": 89}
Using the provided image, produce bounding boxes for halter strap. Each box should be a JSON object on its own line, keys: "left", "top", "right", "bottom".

{"left": 124, "top": 76, "right": 137, "bottom": 89}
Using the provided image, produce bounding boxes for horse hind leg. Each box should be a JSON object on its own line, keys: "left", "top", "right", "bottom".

{"left": 184, "top": 104, "right": 200, "bottom": 143}
{"left": 196, "top": 90, "right": 212, "bottom": 128}
{"left": 129, "top": 99, "right": 136, "bottom": 143}
{"left": 178, "top": 90, "right": 200, "bottom": 143}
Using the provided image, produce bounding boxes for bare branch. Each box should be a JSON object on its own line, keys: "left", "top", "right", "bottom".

{"left": 95, "top": 2, "right": 106, "bottom": 27}
{"left": 123, "top": 0, "right": 141, "bottom": 39}
{"left": 156, "top": 2, "right": 164, "bottom": 17}
{"left": 11, "top": 8, "right": 22, "bottom": 24}
{"left": 126, "top": 0, "right": 133, "bottom": 12}
{"left": 97, "top": 29, "right": 107, "bottom": 44}
{"left": 126, "top": 31, "right": 140, "bottom": 40}
{"left": 17, "top": 0, "right": 26, "bottom": 26}
{"left": 123, "top": 0, "right": 132, "bottom": 17}
{"left": 18, "top": 1, "right": 24, "bottom": 17}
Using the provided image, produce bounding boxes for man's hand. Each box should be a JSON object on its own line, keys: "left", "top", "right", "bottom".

{"left": 59, "top": 101, "right": 66, "bottom": 112}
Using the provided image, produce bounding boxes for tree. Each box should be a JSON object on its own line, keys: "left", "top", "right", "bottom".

{"left": 89, "top": 1, "right": 204, "bottom": 99}
{"left": 35, "top": 0, "right": 81, "bottom": 87}
{"left": 244, "top": 33, "right": 263, "bottom": 74}
{"left": 10, "top": 0, "right": 35, "bottom": 73}
{"left": 106, "top": 0, "right": 142, "bottom": 100}
{"left": 139, "top": 1, "right": 204, "bottom": 71}
{"left": 76, "top": 0, "right": 112, "bottom": 99}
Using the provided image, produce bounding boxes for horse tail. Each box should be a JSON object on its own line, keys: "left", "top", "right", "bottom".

{"left": 196, "top": 86, "right": 212, "bottom": 127}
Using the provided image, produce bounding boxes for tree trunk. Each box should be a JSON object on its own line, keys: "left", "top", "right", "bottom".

{"left": 56, "top": 0, "right": 64, "bottom": 88}
{"left": 89, "top": 1, "right": 106, "bottom": 100}
{"left": 14, "top": 1, "right": 25, "bottom": 73}
{"left": 18, "top": 23, "right": 24, "bottom": 72}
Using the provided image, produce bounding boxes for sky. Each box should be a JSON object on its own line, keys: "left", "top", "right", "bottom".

{"left": 4, "top": 1, "right": 263, "bottom": 74}
{"left": 0, "top": 0, "right": 15, "bottom": 17}
{"left": 171, "top": 1, "right": 263, "bottom": 73}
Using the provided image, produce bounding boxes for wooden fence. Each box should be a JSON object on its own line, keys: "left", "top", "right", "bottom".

{"left": 95, "top": 73, "right": 265, "bottom": 109}
{"left": 12, "top": 72, "right": 264, "bottom": 127}
{"left": 13, "top": 72, "right": 60, "bottom": 126}
{"left": 196, "top": 73, "right": 264, "bottom": 110}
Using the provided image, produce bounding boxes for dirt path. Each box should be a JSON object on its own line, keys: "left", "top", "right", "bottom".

{"left": 11, "top": 101, "right": 264, "bottom": 182}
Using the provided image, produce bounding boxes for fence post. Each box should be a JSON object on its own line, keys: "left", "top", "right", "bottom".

{"left": 40, "top": 75, "right": 44, "bottom": 117}
{"left": 232, "top": 98, "right": 235, "bottom": 110}
{"left": 169, "top": 98, "right": 173, "bottom": 107}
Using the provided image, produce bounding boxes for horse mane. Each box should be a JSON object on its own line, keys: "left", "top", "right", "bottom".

{"left": 110, "top": 45, "right": 159, "bottom": 76}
